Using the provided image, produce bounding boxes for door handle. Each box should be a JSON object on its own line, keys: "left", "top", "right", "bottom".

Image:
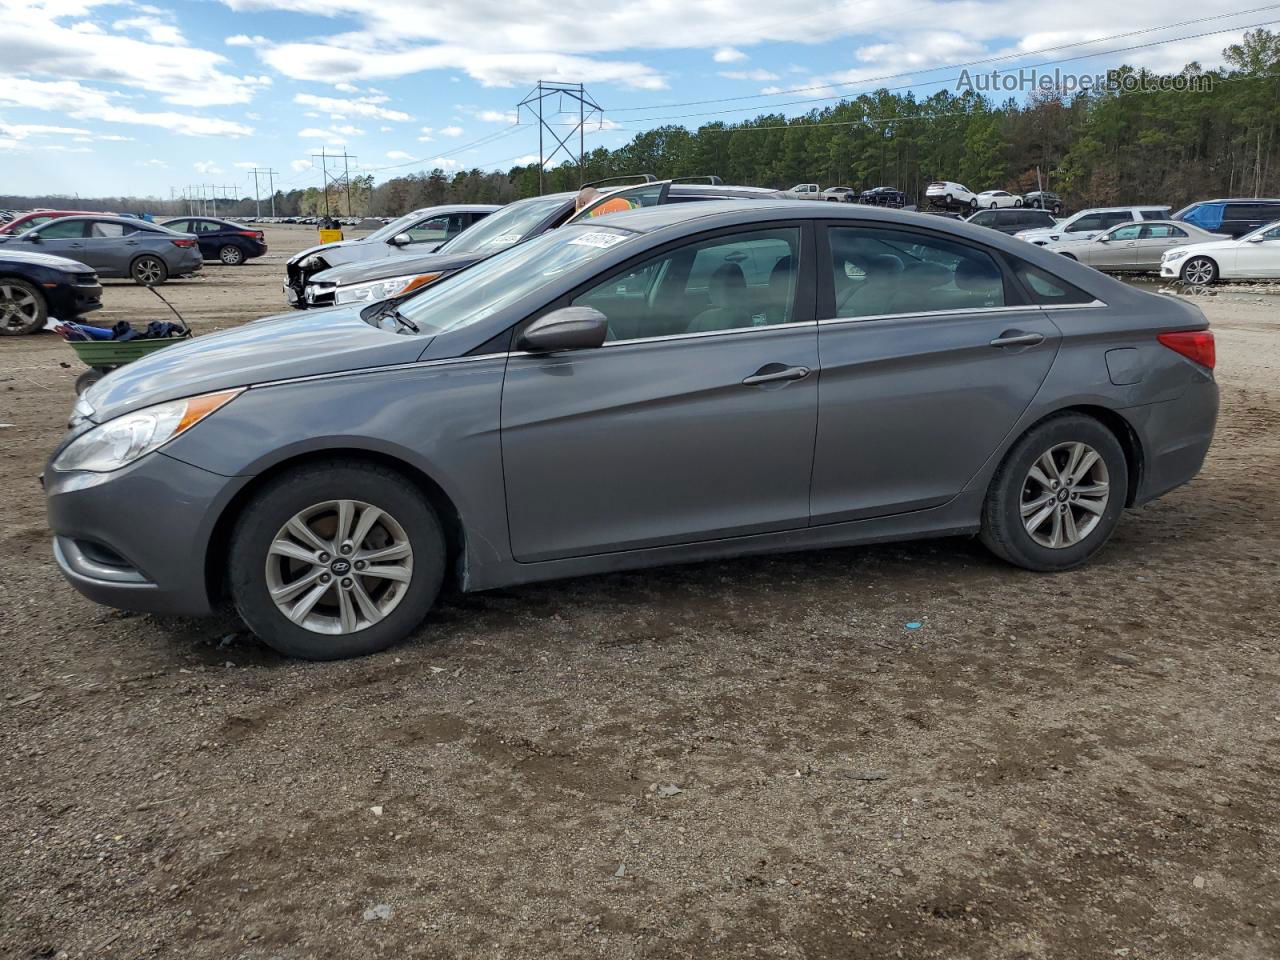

{"left": 743, "top": 364, "right": 810, "bottom": 385}
{"left": 989, "top": 331, "right": 1045, "bottom": 348}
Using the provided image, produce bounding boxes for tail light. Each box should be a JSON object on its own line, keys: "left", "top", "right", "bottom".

{"left": 1157, "top": 330, "right": 1215, "bottom": 369}
{"left": 171, "top": 238, "right": 196, "bottom": 248}
{"left": 238, "top": 230, "right": 262, "bottom": 239}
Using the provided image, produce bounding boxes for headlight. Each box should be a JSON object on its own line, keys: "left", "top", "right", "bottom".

{"left": 1162, "top": 248, "right": 1191, "bottom": 261}
{"left": 334, "top": 273, "right": 442, "bottom": 305}
{"left": 53, "top": 389, "right": 241, "bottom": 473}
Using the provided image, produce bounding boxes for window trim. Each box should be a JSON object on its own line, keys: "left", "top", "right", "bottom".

{"left": 515, "top": 219, "right": 818, "bottom": 346}
{"left": 816, "top": 220, "right": 1027, "bottom": 321}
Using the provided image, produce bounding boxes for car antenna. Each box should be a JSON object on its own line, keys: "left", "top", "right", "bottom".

{"left": 145, "top": 284, "right": 191, "bottom": 335}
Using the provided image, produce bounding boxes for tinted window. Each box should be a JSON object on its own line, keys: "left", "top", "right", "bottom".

{"left": 572, "top": 228, "right": 801, "bottom": 341}
{"left": 406, "top": 214, "right": 453, "bottom": 243}
{"left": 1101, "top": 212, "right": 1135, "bottom": 228}
{"left": 1012, "top": 261, "right": 1094, "bottom": 305}
{"left": 969, "top": 211, "right": 997, "bottom": 226}
{"left": 1226, "top": 202, "right": 1280, "bottom": 222}
{"left": 195, "top": 220, "right": 226, "bottom": 234}
{"left": 166, "top": 219, "right": 191, "bottom": 233}
{"left": 90, "top": 221, "right": 132, "bottom": 238}
{"left": 35, "top": 220, "right": 87, "bottom": 238}
{"left": 828, "top": 225, "right": 1005, "bottom": 318}
{"left": 1065, "top": 214, "right": 1104, "bottom": 232}
{"left": 1021, "top": 211, "right": 1055, "bottom": 227}
{"left": 1139, "top": 209, "right": 1169, "bottom": 220}
{"left": 1143, "top": 224, "right": 1186, "bottom": 239}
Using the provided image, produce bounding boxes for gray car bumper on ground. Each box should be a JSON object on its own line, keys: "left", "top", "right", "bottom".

{"left": 45, "top": 451, "right": 246, "bottom": 616}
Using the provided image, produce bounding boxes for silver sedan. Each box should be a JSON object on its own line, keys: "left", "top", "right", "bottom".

{"left": 1046, "top": 220, "right": 1227, "bottom": 273}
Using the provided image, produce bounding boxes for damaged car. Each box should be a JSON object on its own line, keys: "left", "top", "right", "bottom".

{"left": 283, "top": 204, "right": 498, "bottom": 307}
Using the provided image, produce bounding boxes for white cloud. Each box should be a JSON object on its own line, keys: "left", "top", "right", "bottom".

{"left": 713, "top": 47, "right": 747, "bottom": 63}
{"left": 113, "top": 15, "right": 184, "bottom": 46}
{"left": 293, "top": 92, "right": 411, "bottom": 121}
{"left": 290, "top": 158, "right": 312, "bottom": 172}
{"left": 476, "top": 109, "right": 517, "bottom": 123}
{"left": 233, "top": 160, "right": 259, "bottom": 168}
{"left": 225, "top": 33, "right": 268, "bottom": 46}
{"left": 386, "top": 149, "right": 413, "bottom": 160}
{"left": 194, "top": 160, "right": 223, "bottom": 174}
{"left": 0, "top": 77, "right": 252, "bottom": 137}
{"left": 720, "top": 69, "right": 780, "bottom": 82}
{"left": 440, "top": 125, "right": 463, "bottom": 137}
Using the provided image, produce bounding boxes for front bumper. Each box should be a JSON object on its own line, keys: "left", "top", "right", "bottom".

{"left": 45, "top": 451, "right": 247, "bottom": 617}
{"left": 48, "top": 281, "right": 103, "bottom": 318}
{"left": 1159, "top": 260, "right": 1185, "bottom": 279}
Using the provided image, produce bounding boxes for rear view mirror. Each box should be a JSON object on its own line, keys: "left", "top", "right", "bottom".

{"left": 389, "top": 232, "right": 412, "bottom": 246}
{"left": 518, "top": 306, "right": 608, "bottom": 352}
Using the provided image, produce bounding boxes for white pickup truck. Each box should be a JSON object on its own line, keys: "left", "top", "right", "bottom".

{"left": 789, "top": 183, "right": 851, "bottom": 201}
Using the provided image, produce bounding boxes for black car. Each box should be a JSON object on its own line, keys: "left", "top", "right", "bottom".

{"left": 0, "top": 249, "right": 102, "bottom": 336}
{"left": 160, "top": 216, "right": 267, "bottom": 265}
{"left": 966, "top": 207, "right": 1058, "bottom": 235}
{"left": 1172, "top": 198, "right": 1280, "bottom": 238}
{"left": 860, "top": 186, "right": 908, "bottom": 208}
{"left": 1022, "top": 191, "right": 1064, "bottom": 215}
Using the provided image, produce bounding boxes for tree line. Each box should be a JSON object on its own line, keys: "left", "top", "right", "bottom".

{"left": 8, "top": 30, "right": 1279, "bottom": 218}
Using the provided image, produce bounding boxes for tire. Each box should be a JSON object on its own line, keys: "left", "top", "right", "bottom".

{"left": 1059, "top": 252, "right": 1078, "bottom": 261}
{"left": 989, "top": 201, "right": 998, "bottom": 209}
{"left": 228, "top": 461, "right": 447, "bottom": 660}
{"left": 1014, "top": 198, "right": 1023, "bottom": 207}
{"left": 1053, "top": 204, "right": 1063, "bottom": 216}
{"left": 218, "top": 244, "right": 245, "bottom": 265}
{"left": 969, "top": 198, "right": 978, "bottom": 211}
{"left": 0, "top": 277, "right": 47, "bottom": 336}
{"left": 131, "top": 255, "right": 168, "bottom": 286}
{"left": 980, "top": 413, "right": 1129, "bottom": 572}
{"left": 1181, "top": 256, "right": 1218, "bottom": 286}
{"left": 944, "top": 193, "right": 953, "bottom": 207}
{"left": 74, "top": 368, "right": 105, "bottom": 394}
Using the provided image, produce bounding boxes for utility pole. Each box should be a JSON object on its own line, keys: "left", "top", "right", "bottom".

{"left": 252, "top": 168, "right": 278, "bottom": 218}
{"left": 312, "top": 149, "right": 357, "bottom": 220}
{"left": 267, "top": 167, "right": 276, "bottom": 217}
{"left": 251, "top": 169, "right": 261, "bottom": 219}
{"left": 517, "top": 81, "right": 602, "bottom": 194}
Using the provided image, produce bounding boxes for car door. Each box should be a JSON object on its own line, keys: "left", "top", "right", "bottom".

{"left": 24, "top": 218, "right": 89, "bottom": 260}
{"left": 1094, "top": 223, "right": 1142, "bottom": 268}
{"left": 1135, "top": 224, "right": 1190, "bottom": 269}
{"left": 1234, "top": 223, "right": 1280, "bottom": 277}
{"left": 500, "top": 223, "right": 819, "bottom": 562}
{"left": 194, "top": 219, "right": 225, "bottom": 259}
{"left": 811, "top": 222, "right": 1061, "bottom": 523}
{"left": 78, "top": 220, "right": 141, "bottom": 273}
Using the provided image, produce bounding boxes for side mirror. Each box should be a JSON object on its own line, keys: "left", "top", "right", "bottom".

{"left": 518, "top": 306, "right": 608, "bottom": 352}
{"left": 1246, "top": 235, "right": 1264, "bottom": 243}
{"left": 389, "top": 232, "right": 412, "bottom": 246}
{"left": 24, "top": 233, "right": 41, "bottom": 243}
{"left": 1096, "top": 235, "right": 1110, "bottom": 243}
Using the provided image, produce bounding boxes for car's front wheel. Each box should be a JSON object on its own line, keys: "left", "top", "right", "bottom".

{"left": 219, "top": 244, "right": 245, "bottom": 265}
{"left": 131, "top": 255, "right": 168, "bottom": 286}
{"left": 1181, "top": 256, "right": 1218, "bottom": 286}
{"left": 980, "top": 414, "right": 1128, "bottom": 572}
{"left": 229, "top": 462, "right": 447, "bottom": 659}
{"left": 0, "top": 278, "right": 47, "bottom": 335}
{"left": 1014, "top": 198, "right": 1023, "bottom": 207}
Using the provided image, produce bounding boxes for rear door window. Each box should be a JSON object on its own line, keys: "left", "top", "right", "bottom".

{"left": 1143, "top": 224, "right": 1187, "bottom": 239}
{"left": 1139, "top": 209, "right": 1169, "bottom": 220}
{"left": 89, "top": 221, "right": 129, "bottom": 238}
{"left": 827, "top": 225, "right": 1006, "bottom": 318}
{"left": 1226, "top": 202, "right": 1280, "bottom": 223}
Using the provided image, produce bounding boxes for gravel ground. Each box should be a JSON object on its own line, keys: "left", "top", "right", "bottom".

{"left": 1, "top": 226, "right": 1277, "bottom": 960}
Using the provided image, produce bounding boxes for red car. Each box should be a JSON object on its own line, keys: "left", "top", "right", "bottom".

{"left": 0, "top": 210, "right": 111, "bottom": 236}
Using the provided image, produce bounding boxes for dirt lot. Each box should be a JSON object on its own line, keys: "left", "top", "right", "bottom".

{"left": 1, "top": 226, "right": 1277, "bottom": 960}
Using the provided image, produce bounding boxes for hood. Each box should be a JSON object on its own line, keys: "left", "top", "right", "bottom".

{"left": 310, "top": 249, "right": 486, "bottom": 287}
{"left": 1166, "top": 238, "right": 1243, "bottom": 256}
{"left": 286, "top": 237, "right": 371, "bottom": 267}
{"left": 1015, "top": 227, "right": 1094, "bottom": 244}
{"left": 82, "top": 304, "right": 428, "bottom": 422}
{"left": 0, "top": 249, "right": 93, "bottom": 271}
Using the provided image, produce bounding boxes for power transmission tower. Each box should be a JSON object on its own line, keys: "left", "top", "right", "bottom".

{"left": 253, "top": 167, "right": 279, "bottom": 218}
{"left": 312, "top": 148, "right": 357, "bottom": 220}
{"left": 516, "top": 81, "right": 603, "bottom": 194}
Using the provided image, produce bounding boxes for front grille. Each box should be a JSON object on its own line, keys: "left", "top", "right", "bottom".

{"left": 74, "top": 273, "right": 98, "bottom": 284}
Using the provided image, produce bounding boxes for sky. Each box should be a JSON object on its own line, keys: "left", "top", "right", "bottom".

{"left": 0, "top": 0, "right": 1271, "bottom": 199}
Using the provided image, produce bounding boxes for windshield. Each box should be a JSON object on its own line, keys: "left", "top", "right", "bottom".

{"left": 436, "top": 194, "right": 567, "bottom": 255}
{"left": 1240, "top": 219, "right": 1280, "bottom": 241}
{"left": 365, "top": 210, "right": 432, "bottom": 243}
{"left": 392, "top": 224, "right": 633, "bottom": 336}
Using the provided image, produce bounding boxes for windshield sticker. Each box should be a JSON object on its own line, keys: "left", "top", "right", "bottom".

{"left": 487, "top": 233, "right": 523, "bottom": 246}
{"left": 568, "top": 232, "right": 628, "bottom": 249}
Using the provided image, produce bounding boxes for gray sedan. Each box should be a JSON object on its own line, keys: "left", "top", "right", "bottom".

{"left": 0, "top": 215, "right": 202, "bottom": 284}
{"left": 45, "top": 202, "right": 1218, "bottom": 660}
{"left": 1046, "top": 219, "right": 1227, "bottom": 272}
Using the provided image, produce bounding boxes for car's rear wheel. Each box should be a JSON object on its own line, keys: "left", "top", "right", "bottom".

{"left": 131, "top": 255, "right": 168, "bottom": 286}
{"left": 944, "top": 193, "right": 953, "bottom": 206}
{"left": 0, "top": 278, "right": 47, "bottom": 335}
{"left": 228, "top": 461, "right": 446, "bottom": 660}
{"left": 1014, "top": 198, "right": 1023, "bottom": 207}
{"left": 969, "top": 198, "right": 979, "bottom": 211}
{"left": 989, "top": 201, "right": 998, "bottom": 209}
{"left": 981, "top": 414, "right": 1128, "bottom": 572}
{"left": 1181, "top": 256, "right": 1218, "bottom": 286}
{"left": 219, "top": 244, "right": 244, "bottom": 265}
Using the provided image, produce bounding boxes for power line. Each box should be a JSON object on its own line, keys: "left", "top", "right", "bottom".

{"left": 608, "top": 5, "right": 1280, "bottom": 116}
{"left": 613, "top": 15, "right": 1280, "bottom": 124}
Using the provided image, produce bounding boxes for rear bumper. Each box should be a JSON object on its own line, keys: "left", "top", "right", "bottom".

{"left": 45, "top": 451, "right": 247, "bottom": 616}
{"left": 1127, "top": 378, "right": 1218, "bottom": 505}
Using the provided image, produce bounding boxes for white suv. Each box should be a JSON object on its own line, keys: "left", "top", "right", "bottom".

{"left": 1015, "top": 205, "right": 1171, "bottom": 246}
{"left": 925, "top": 181, "right": 978, "bottom": 210}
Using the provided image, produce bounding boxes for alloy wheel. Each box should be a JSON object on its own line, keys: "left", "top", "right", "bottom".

{"left": 1020, "top": 441, "right": 1110, "bottom": 548}
{"left": 1183, "top": 258, "right": 1215, "bottom": 285}
{"left": 221, "top": 245, "right": 244, "bottom": 265}
{"left": 134, "top": 257, "right": 164, "bottom": 285}
{"left": 265, "top": 499, "right": 414, "bottom": 635}
{"left": 0, "top": 283, "right": 40, "bottom": 332}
